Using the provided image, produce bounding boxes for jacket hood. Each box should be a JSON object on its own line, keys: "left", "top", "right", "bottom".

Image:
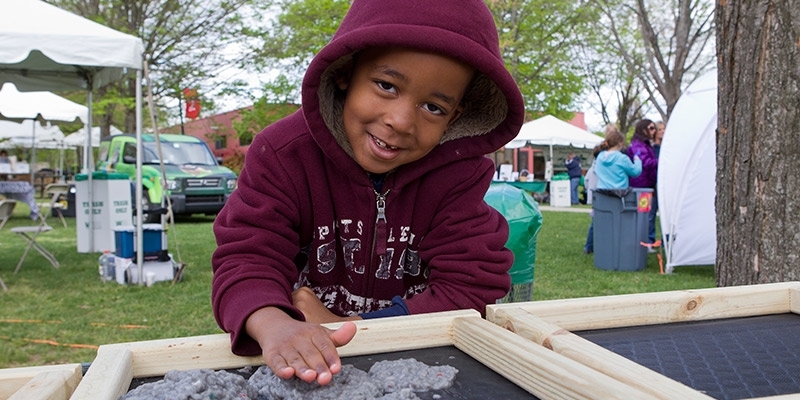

{"left": 301, "top": 0, "right": 524, "bottom": 180}
{"left": 598, "top": 150, "right": 618, "bottom": 166}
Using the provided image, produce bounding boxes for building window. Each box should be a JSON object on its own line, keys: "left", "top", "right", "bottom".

{"left": 215, "top": 137, "right": 226, "bottom": 150}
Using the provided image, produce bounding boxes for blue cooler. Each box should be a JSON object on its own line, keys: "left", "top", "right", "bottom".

{"left": 142, "top": 224, "right": 165, "bottom": 255}
{"left": 114, "top": 226, "right": 135, "bottom": 258}
{"left": 114, "top": 224, "right": 167, "bottom": 259}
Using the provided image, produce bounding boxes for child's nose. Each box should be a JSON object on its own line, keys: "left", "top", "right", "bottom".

{"left": 384, "top": 101, "right": 417, "bottom": 134}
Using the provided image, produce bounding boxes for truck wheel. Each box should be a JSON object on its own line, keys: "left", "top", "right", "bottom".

{"left": 138, "top": 192, "right": 160, "bottom": 224}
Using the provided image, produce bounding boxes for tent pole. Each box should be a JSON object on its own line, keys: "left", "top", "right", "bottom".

{"left": 59, "top": 145, "right": 64, "bottom": 182}
{"left": 30, "top": 122, "right": 36, "bottom": 187}
{"left": 135, "top": 69, "right": 144, "bottom": 286}
{"left": 86, "top": 87, "right": 94, "bottom": 252}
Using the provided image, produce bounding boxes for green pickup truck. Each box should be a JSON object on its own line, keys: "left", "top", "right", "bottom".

{"left": 97, "top": 134, "right": 238, "bottom": 223}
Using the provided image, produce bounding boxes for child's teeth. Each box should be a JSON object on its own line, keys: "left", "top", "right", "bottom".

{"left": 374, "top": 136, "right": 397, "bottom": 150}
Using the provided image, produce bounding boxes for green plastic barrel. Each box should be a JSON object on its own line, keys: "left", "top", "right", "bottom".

{"left": 485, "top": 183, "right": 544, "bottom": 303}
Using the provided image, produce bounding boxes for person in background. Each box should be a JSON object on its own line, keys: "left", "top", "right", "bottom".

{"left": 211, "top": 0, "right": 524, "bottom": 386}
{"left": 596, "top": 129, "right": 641, "bottom": 189}
{"left": 649, "top": 120, "right": 665, "bottom": 250}
{"left": 653, "top": 121, "right": 665, "bottom": 157}
{"left": 626, "top": 119, "right": 659, "bottom": 245}
{"left": 0, "top": 150, "right": 9, "bottom": 180}
{"left": 565, "top": 152, "right": 582, "bottom": 205}
{"left": 584, "top": 124, "right": 639, "bottom": 254}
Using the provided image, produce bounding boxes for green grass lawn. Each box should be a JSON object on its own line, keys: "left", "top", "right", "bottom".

{"left": 532, "top": 208, "right": 715, "bottom": 300}
{"left": 0, "top": 200, "right": 715, "bottom": 369}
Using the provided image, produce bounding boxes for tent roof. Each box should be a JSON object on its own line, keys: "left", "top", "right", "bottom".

{"left": 0, "top": 0, "right": 144, "bottom": 91}
{"left": 506, "top": 115, "right": 602, "bottom": 149}
{"left": 0, "top": 83, "right": 88, "bottom": 124}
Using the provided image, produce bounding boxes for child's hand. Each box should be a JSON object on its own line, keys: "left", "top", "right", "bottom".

{"left": 245, "top": 307, "right": 357, "bottom": 385}
{"left": 293, "top": 286, "right": 361, "bottom": 324}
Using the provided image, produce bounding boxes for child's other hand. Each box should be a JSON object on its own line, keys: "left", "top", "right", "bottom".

{"left": 246, "top": 307, "right": 357, "bottom": 385}
{"left": 293, "top": 286, "right": 335, "bottom": 324}
{"left": 293, "top": 286, "right": 362, "bottom": 324}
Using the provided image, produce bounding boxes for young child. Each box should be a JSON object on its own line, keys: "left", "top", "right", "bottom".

{"left": 211, "top": 0, "right": 524, "bottom": 387}
{"left": 595, "top": 129, "right": 641, "bottom": 190}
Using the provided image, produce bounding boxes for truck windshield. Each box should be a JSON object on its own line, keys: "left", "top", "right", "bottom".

{"left": 141, "top": 142, "right": 217, "bottom": 165}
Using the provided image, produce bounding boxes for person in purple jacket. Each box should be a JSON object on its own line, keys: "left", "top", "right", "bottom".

{"left": 211, "top": 0, "right": 524, "bottom": 386}
{"left": 626, "top": 119, "right": 659, "bottom": 244}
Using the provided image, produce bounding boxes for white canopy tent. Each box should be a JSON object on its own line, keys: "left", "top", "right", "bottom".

{"left": 0, "top": 82, "right": 88, "bottom": 123}
{"left": 0, "top": 82, "right": 88, "bottom": 182}
{"left": 0, "top": 0, "right": 145, "bottom": 259}
{"left": 505, "top": 115, "right": 603, "bottom": 166}
{"left": 505, "top": 114, "right": 603, "bottom": 180}
{"left": 0, "top": 119, "right": 64, "bottom": 146}
{"left": 658, "top": 69, "right": 718, "bottom": 272}
{"left": 0, "top": 0, "right": 144, "bottom": 92}
{"left": 506, "top": 115, "right": 603, "bottom": 151}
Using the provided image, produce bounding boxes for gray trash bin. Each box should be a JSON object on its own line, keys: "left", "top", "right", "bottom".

{"left": 592, "top": 188, "right": 653, "bottom": 271}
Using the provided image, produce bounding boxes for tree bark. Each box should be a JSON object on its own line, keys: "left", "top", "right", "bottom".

{"left": 715, "top": 0, "right": 800, "bottom": 286}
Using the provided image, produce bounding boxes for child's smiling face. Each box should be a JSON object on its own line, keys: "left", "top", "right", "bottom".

{"left": 337, "top": 47, "right": 475, "bottom": 174}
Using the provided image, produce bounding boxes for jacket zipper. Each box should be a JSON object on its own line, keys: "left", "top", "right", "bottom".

{"left": 371, "top": 189, "right": 390, "bottom": 260}
{"left": 364, "top": 180, "right": 390, "bottom": 298}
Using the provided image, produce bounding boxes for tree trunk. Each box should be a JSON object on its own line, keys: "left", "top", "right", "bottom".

{"left": 715, "top": 0, "right": 800, "bottom": 286}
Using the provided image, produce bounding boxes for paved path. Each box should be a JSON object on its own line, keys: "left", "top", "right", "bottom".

{"left": 538, "top": 205, "right": 592, "bottom": 213}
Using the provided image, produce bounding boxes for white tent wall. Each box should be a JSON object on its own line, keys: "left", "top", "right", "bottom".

{"left": 658, "top": 69, "right": 718, "bottom": 272}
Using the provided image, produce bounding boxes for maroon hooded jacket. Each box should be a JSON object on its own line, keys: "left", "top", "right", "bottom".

{"left": 212, "top": 0, "right": 525, "bottom": 356}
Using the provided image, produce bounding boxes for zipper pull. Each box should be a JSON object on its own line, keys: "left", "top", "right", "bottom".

{"left": 374, "top": 190, "right": 389, "bottom": 256}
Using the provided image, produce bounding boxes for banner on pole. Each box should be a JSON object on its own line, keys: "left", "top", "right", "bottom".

{"left": 183, "top": 88, "right": 200, "bottom": 119}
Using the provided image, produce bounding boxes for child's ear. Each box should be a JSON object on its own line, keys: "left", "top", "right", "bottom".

{"left": 447, "top": 104, "right": 465, "bottom": 129}
{"left": 334, "top": 59, "right": 354, "bottom": 91}
{"left": 335, "top": 74, "right": 349, "bottom": 91}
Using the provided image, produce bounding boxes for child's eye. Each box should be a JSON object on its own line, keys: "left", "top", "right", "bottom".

{"left": 376, "top": 81, "right": 396, "bottom": 94}
{"left": 420, "top": 103, "right": 445, "bottom": 115}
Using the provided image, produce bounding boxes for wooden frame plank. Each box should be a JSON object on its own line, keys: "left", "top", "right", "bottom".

{"left": 490, "top": 307, "right": 711, "bottom": 399}
{"left": 452, "top": 317, "right": 657, "bottom": 399}
{"left": 486, "top": 281, "right": 800, "bottom": 400}
{"left": 69, "top": 345, "right": 132, "bottom": 400}
{"left": 69, "top": 309, "right": 646, "bottom": 400}
{"left": 71, "top": 310, "right": 477, "bottom": 399}
{"left": 0, "top": 364, "right": 82, "bottom": 400}
{"left": 487, "top": 282, "right": 798, "bottom": 330}
{"left": 7, "top": 364, "right": 82, "bottom": 400}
